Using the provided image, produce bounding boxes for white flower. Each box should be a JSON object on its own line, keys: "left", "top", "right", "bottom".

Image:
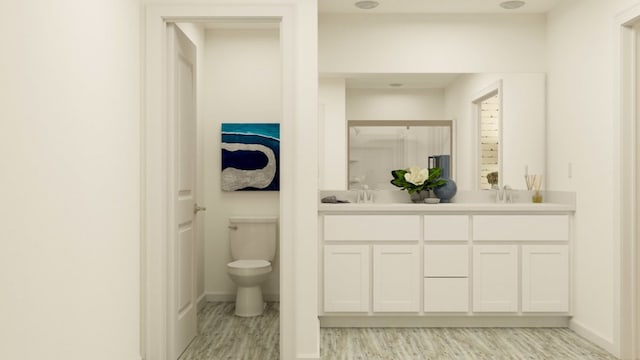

{"left": 404, "top": 166, "right": 428, "bottom": 186}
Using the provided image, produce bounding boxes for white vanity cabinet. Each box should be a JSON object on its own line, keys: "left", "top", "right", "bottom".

{"left": 322, "top": 215, "right": 421, "bottom": 313}
{"left": 472, "top": 215, "right": 570, "bottom": 313}
{"left": 319, "top": 207, "right": 574, "bottom": 324}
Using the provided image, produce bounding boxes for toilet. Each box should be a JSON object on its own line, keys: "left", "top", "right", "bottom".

{"left": 226, "top": 217, "right": 277, "bottom": 317}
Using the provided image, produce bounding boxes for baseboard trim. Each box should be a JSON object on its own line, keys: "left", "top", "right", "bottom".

{"left": 296, "top": 353, "right": 320, "bottom": 359}
{"left": 205, "top": 291, "right": 280, "bottom": 303}
{"left": 569, "top": 319, "right": 616, "bottom": 356}
{"left": 196, "top": 293, "right": 207, "bottom": 312}
{"left": 320, "top": 316, "right": 570, "bottom": 328}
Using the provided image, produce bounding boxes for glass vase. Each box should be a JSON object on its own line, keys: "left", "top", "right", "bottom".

{"left": 532, "top": 190, "right": 543, "bottom": 203}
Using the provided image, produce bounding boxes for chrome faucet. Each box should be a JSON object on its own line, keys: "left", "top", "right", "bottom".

{"left": 503, "top": 185, "right": 513, "bottom": 203}
{"left": 495, "top": 185, "right": 512, "bottom": 203}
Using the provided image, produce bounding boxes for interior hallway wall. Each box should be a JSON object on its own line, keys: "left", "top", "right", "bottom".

{"left": 202, "top": 27, "right": 281, "bottom": 300}
{"left": 0, "top": 0, "right": 140, "bottom": 359}
{"left": 546, "top": 0, "right": 640, "bottom": 355}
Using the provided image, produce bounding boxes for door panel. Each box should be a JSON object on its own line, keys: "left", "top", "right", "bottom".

{"left": 323, "top": 245, "right": 370, "bottom": 312}
{"left": 178, "top": 226, "right": 194, "bottom": 314}
{"left": 373, "top": 245, "right": 419, "bottom": 312}
{"left": 473, "top": 245, "right": 518, "bottom": 312}
{"left": 522, "top": 245, "right": 568, "bottom": 312}
{"left": 168, "top": 23, "right": 197, "bottom": 360}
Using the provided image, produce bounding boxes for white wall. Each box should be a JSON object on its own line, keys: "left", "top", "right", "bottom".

{"left": 347, "top": 88, "right": 446, "bottom": 120}
{"left": 202, "top": 27, "right": 281, "bottom": 299}
{"left": 319, "top": 78, "right": 347, "bottom": 190}
{"left": 0, "top": 0, "right": 140, "bottom": 359}
{"left": 546, "top": 0, "right": 639, "bottom": 354}
{"left": 319, "top": 14, "right": 547, "bottom": 73}
{"left": 445, "top": 73, "right": 546, "bottom": 190}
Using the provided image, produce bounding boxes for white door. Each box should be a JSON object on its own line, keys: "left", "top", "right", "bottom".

{"left": 323, "top": 245, "right": 370, "bottom": 312}
{"left": 373, "top": 245, "right": 419, "bottom": 312}
{"left": 167, "top": 23, "right": 197, "bottom": 360}
{"left": 473, "top": 245, "right": 518, "bottom": 312}
{"left": 521, "top": 245, "right": 569, "bottom": 312}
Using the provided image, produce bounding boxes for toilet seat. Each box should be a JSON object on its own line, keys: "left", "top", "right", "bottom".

{"left": 227, "top": 260, "right": 272, "bottom": 277}
{"left": 227, "top": 259, "right": 270, "bottom": 269}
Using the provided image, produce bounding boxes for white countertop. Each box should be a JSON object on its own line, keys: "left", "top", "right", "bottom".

{"left": 319, "top": 202, "right": 575, "bottom": 213}
{"left": 318, "top": 190, "right": 576, "bottom": 213}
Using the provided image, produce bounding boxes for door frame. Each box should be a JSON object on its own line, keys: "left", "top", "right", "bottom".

{"left": 615, "top": 3, "right": 640, "bottom": 359}
{"left": 142, "top": 3, "right": 319, "bottom": 360}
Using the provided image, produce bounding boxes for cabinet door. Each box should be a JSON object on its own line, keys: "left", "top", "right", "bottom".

{"left": 373, "top": 245, "right": 420, "bottom": 312}
{"left": 473, "top": 245, "right": 518, "bottom": 312}
{"left": 522, "top": 245, "right": 569, "bottom": 312}
{"left": 324, "top": 245, "right": 370, "bottom": 312}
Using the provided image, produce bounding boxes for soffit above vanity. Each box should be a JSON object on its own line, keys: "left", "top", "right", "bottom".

{"left": 319, "top": 0, "right": 563, "bottom": 14}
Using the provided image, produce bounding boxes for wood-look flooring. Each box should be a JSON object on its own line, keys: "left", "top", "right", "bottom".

{"left": 179, "top": 302, "right": 618, "bottom": 360}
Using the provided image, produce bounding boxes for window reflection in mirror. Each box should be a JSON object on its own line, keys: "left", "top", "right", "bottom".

{"left": 348, "top": 120, "right": 452, "bottom": 190}
{"left": 475, "top": 88, "right": 501, "bottom": 190}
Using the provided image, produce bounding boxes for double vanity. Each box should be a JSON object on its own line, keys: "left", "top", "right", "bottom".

{"left": 318, "top": 191, "right": 575, "bottom": 327}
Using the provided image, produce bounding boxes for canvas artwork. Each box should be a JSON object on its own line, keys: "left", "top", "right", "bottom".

{"left": 221, "top": 123, "right": 280, "bottom": 191}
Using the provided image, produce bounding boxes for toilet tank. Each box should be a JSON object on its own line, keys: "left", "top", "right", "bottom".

{"left": 229, "top": 217, "right": 278, "bottom": 261}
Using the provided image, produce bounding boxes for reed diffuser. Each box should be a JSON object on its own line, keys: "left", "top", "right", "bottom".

{"left": 525, "top": 174, "right": 543, "bottom": 203}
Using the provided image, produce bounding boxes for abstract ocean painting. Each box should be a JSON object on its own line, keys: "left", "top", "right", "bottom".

{"left": 221, "top": 123, "right": 280, "bottom": 191}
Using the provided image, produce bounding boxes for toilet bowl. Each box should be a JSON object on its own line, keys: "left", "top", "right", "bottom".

{"left": 227, "top": 260, "right": 272, "bottom": 316}
{"left": 226, "top": 217, "right": 277, "bottom": 317}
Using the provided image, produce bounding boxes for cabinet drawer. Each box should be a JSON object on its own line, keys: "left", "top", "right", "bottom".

{"left": 424, "top": 245, "right": 469, "bottom": 277}
{"left": 324, "top": 215, "right": 420, "bottom": 241}
{"left": 473, "top": 215, "right": 569, "bottom": 241}
{"left": 424, "top": 278, "right": 469, "bottom": 312}
{"left": 424, "top": 215, "right": 469, "bottom": 241}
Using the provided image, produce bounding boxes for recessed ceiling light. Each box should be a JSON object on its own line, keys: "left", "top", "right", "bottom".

{"left": 499, "top": 0, "right": 526, "bottom": 10}
{"left": 355, "top": 1, "right": 379, "bottom": 10}
{"left": 389, "top": 83, "right": 403, "bottom": 87}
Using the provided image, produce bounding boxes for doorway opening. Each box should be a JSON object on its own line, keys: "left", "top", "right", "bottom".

{"left": 170, "top": 19, "right": 283, "bottom": 359}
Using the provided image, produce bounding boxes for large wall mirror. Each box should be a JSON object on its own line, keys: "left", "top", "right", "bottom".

{"left": 348, "top": 120, "right": 452, "bottom": 190}
{"left": 318, "top": 72, "right": 546, "bottom": 191}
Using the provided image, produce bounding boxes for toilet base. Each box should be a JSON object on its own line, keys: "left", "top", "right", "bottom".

{"left": 234, "top": 285, "right": 265, "bottom": 317}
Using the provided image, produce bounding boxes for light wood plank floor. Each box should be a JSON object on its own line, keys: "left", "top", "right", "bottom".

{"left": 180, "top": 302, "right": 618, "bottom": 360}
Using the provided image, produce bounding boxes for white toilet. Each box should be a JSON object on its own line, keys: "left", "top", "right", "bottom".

{"left": 226, "top": 217, "right": 277, "bottom": 317}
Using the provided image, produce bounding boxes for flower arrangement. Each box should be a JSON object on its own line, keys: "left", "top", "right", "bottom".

{"left": 390, "top": 166, "right": 447, "bottom": 194}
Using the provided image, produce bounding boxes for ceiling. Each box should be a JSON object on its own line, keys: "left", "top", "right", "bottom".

{"left": 319, "top": 0, "right": 563, "bottom": 14}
